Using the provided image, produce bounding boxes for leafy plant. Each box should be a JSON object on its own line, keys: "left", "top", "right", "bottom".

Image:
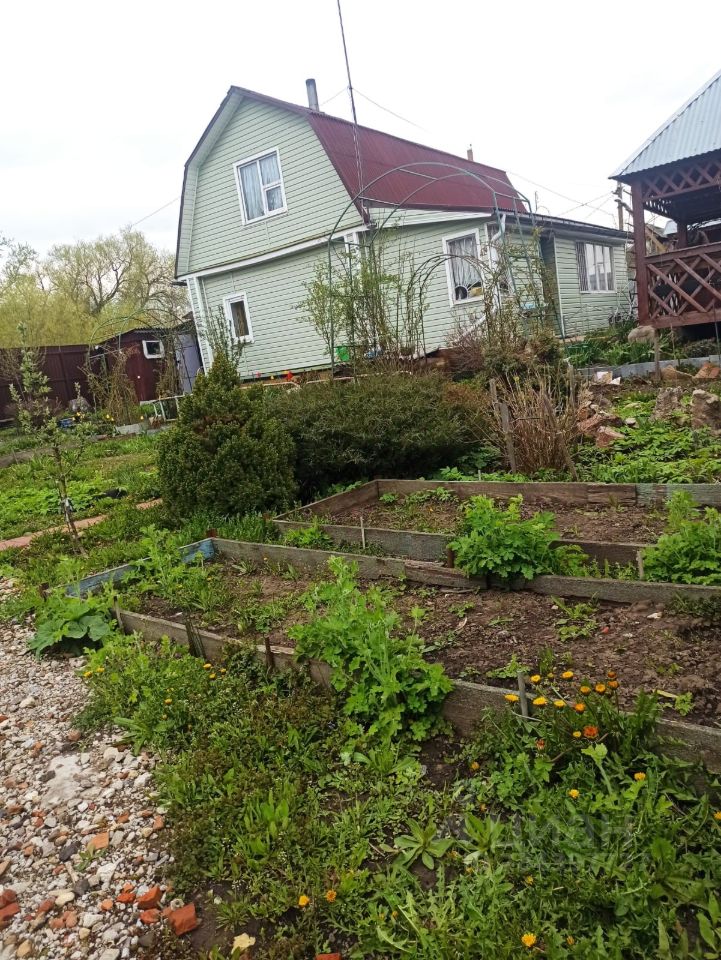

{"left": 642, "top": 493, "right": 721, "bottom": 585}
{"left": 393, "top": 819, "right": 453, "bottom": 870}
{"left": 552, "top": 597, "right": 598, "bottom": 642}
{"left": 290, "top": 557, "right": 452, "bottom": 746}
{"left": 283, "top": 519, "right": 334, "bottom": 550}
{"left": 449, "top": 495, "right": 589, "bottom": 581}
{"left": 29, "top": 587, "right": 116, "bottom": 656}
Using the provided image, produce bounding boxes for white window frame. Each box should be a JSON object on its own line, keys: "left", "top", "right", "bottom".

{"left": 442, "top": 228, "right": 486, "bottom": 307}
{"left": 577, "top": 241, "right": 615, "bottom": 294}
{"left": 234, "top": 149, "right": 288, "bottom": 224}
{"left": 223, "top": 293, "right": 254, "bottom": 345}
{"left": 142, "top": 339, "right": 165, "bottom": 359}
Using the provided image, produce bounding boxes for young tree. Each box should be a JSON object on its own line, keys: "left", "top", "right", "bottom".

{"left": 10, "top": 331, "right": 96, "bottom": 551}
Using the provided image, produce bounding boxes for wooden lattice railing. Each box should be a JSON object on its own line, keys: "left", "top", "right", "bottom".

{"left": 646, "top": 241, "right": 721, "bottom": 326}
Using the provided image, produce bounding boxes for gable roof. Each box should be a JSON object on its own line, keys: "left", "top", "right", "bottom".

{"left": 613, "top": 69, "right": 721, "bottom": 179}
{"left": 176, "top": 86, "right": 525, "bottom": 275}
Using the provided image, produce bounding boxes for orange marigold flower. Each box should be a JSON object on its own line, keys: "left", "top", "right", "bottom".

{"left": 579, "top": 685, "right": 591, "bottom": 695}
{"left": 561, "top": 670, "right": 574, "bottom": 680}
{"left": 504, "top": 693, "right": 520, "bottom": 703}
{"left": 470, "top": 761, "right": 480, "bottom": 771}
{"left": 535, "top": 739, "right": 546, "bottom": 751}
{"left": 713, "top": 811, "right": 721, "bottom": 822}
{"left": 521, "top": 933, "right": 538, "bottom": 948}
{"left": 574, "top": 702, "right": 586, "bottom": 713}
{"left": 532, "top": 696, "right": 547, "bottom": 707}
{"left": 607, "top": 670, "right": 617, "bottom": 680}
{"left": 608, "top": 679, "right": 619, "bottom": 689}
{"left": 568, "top": 788, "right": 580, "bottom": 799}
{"left": 298, "top": 895, "right": 310, "bottom": 908}
{"left": 595, "top": 683, "right": 606, "bottom": 694}
{"left": 633, "top": 771, "right": 646, "bottom": 782}
{"left": 325, "top": 889, "right": 337, "bottom": 903}
{"left": 583, "top": 725, "right": 599, "bottom": 739}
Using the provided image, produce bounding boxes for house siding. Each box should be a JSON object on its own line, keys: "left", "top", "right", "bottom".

{"left": 552, "top": 235, "right": 631, "bottom": 337}
{"left": 186, "top": 98, "right": 362, "bottom": 275}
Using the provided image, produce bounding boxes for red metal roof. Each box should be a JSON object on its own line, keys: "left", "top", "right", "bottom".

{"left": 307, "top": 112, "right": 524, "bottom": 215}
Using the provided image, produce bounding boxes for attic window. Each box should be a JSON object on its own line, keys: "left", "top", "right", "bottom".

{"left": 577, "top": 242, "right": 615, "bottom": 292}
{"left": 235, "top": 150, "right": 287, "bottom": 223}
{"left": 223, "top": 293, "right": 254, "bottom": 344}
{"left": 443, "top": 231, "right": 484, "bottom": 304}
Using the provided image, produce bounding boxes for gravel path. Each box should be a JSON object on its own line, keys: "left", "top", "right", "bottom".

{"left": 0, "top": 579, "right": 192, "bottom": 960}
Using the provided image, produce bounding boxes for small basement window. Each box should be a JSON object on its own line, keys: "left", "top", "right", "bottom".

{"left": 223, "top": 294, "right": 254, "bottom": 344}
{"left": 235, "top": 150, "right": 287, "bottom": 223}
{"left": 577, "top": 242, "right": 615, "bottom": 292}
{"left": 443, "top": 231, "right": 484, "bottom": 303}
{"left": 142, "top": 339, "right": 165, "bottom": 359}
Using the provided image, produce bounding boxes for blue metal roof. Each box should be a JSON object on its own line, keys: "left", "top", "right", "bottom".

{"left": 613, "top": 69, "right": 721, "bottom": 178}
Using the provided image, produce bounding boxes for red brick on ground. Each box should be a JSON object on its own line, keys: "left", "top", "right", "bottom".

{"left": 167, "top": 903, "right": 199, "bottom": 936}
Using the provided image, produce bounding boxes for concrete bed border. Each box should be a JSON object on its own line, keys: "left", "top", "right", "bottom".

{"left": 115, "top": 607, "right": 721, "bottom": 772}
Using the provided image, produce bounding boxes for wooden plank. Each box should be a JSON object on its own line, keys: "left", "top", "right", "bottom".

{"left": 529, "top": 574, "right": 721, "bottom": 604}
{"left": 637, "top": 483, "right": 721, "bottom": 508}
{"left": 274, "top": 519, "right": 643, "bottom": 567}
{"left": 376, "top": 479, "right": 594, "bottom": 504}
{"left": 117, "top": 608, "right": 721, "bottom": 771}
{"left": 71, "top": 539, "right": 216, "bottom": 597}
{"left": 586, "top": 483, "right": 636, "bottom": 505}
{"left": 275, "top": 480, "right": 379, "bottom": 519}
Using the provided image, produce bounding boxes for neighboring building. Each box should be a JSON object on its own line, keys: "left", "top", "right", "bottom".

{"left": 0, "top": 324, "right": 202, "bottom": 420}
{"left": 613, "top": 69, "right": 721, "bottom": 330}
{"left": 176, "top": 84, "right": 631, "bottom": 377}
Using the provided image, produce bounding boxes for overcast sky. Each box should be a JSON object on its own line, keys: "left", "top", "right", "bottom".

{"left": 2, "top": 0, "right": 719, "bottom": 257}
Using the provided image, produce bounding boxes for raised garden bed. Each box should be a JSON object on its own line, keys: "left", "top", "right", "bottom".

{"left": 278, "top": 478, "right": 721, "bottom": 570}
{"left": 76, "top": 537, "right": 721, "bottom": 756}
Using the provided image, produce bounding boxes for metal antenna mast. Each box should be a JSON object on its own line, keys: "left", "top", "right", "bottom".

{"left": 336, "top": 0, "right": 363, "bottom": 204}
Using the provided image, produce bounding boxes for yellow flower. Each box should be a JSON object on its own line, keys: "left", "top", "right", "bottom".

{"left": 220, "top": 668, "right": 227, "bottom": 674}
{"left": 532, "top": 696, "right": 547, "bottom": 707}
{"left": 164, "top": 698, "right": 172, "bottom": 705}
{"left": 572, "top": 731, "right": 582, "bottom": 739}
{"left": 553, "top": 699, "right": 566, "bottom": 709}
{"left": 567, "top": 935, "right": 575, "bottom": 945}
{"left": 521, "top": 932, "right": 537, "bottom": 948}
{"left": 96, "top": 667, "right": 105, "bottom": 673}
{"left": 579, "top": 685, "right": 591, "bottom": 695}
{"left": 470, "top": 761, "right": 480, "bottom": 771}
{"left": 161, "top": 713, "right": 167, "bottom": 720}
{"left": 574, "top": 702, "right": 586, "bottom": 713}
{"left": 530, "top": 674, "right": 541, "bottom": 684}
{"left": 83, "top": 670, "right": 93, "bottom": 678}
{"left": 633, "top": 772, "right": 646, "bottom": 782}
{"left": 568, "top": 789, "right": 580, "bottom": 799}
{"left": 561, "top": 670, "right": 574, "bottom": 679}
{"left": 504, "top": 693, "right": 519, "bottom": 703}
{"left": 524, "top": 875, "right": 534, "bottom": 885}
{"left": 298, "top": 894, "right": 310, "bottom": 908}
{"left": 595, "top": 683, "right": 606, "bottom": 694}
{"left": 325, "top": 889, "right": 337, "bottom": 903}
{"left": 391, "top": 910, "right": 398, "bottom": 918}
{"left": 203, "top": 663, "right": 212, "bottom": 670}
{"left": 209, "top": 673, "right": 216, "bottom": 679}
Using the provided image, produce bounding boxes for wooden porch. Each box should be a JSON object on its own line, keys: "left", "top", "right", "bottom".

{"left": 644, "top": 240, "right": 721, "bottom": 328}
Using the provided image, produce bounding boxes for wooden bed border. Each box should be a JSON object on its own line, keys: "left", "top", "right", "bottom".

{"left": 115, "top": 607, "right": 721, "bottom": 772}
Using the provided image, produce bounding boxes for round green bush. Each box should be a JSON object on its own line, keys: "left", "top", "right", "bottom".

{"left": 270, "top": 373, "right": 471, "bottom": 498}
{"left": 157, "top": 355, "right": 297, "bottom": 516}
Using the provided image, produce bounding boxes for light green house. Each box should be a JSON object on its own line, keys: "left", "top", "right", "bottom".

{"left": 176, "top": 85, "right": 631, "bottom": 378}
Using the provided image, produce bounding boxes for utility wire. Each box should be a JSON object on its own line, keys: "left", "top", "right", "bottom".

{"left": 129, "top": 196, "right": 180, "bottom": 229}
{"left": 354, "top": 88, "right": 429, "bottom": 133}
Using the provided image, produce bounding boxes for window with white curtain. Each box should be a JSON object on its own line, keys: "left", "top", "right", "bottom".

{"left": 577, "top": 242, "right": 614, "bottom": 292}
{"left": 444, "top": 231, "right": 483, "bottom": 303}
{"left": 235, "top": 150, "right": 287, "bottom": 223}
